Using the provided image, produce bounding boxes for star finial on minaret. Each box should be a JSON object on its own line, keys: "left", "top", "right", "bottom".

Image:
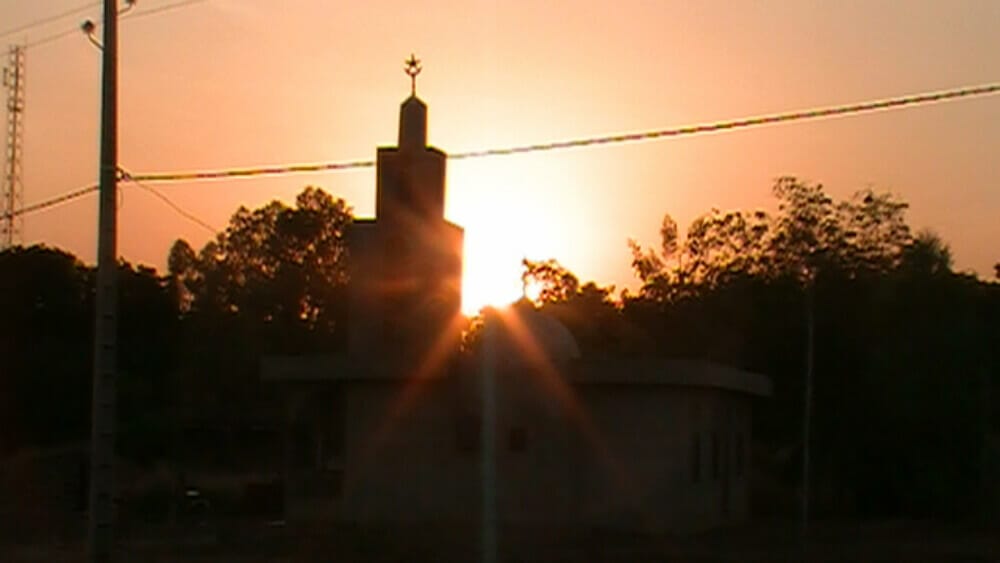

{"left": 404, "top": 53, "right": 422, "bottom": 97}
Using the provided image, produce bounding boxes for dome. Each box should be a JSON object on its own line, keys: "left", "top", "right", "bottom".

{"left": 491, "top": 304, "right": 580, "bottom": 368}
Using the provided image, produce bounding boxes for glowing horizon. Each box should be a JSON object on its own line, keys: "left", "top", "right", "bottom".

{"left": 5, "top": 0, "right": 999, "bottom": 310}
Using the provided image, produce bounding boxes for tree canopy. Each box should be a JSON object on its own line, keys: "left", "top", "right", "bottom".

{"left": 536, "top": 178, "right": 997, "bottom": 517}
{"left": 1, "top": 179, "right": 997, "bottom": 519}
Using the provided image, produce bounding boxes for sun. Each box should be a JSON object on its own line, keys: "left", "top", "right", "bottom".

{"left": 449, "top": 162, "right": 536, "bottom": 315}
{"left": 460, "top": 226, "right": 525, "bottom": 315}
{"left": 446, "top": 146, "right": 586, "bottom": 316}
{"left": 452, "top": 186, "right": 568, "bottom": 315}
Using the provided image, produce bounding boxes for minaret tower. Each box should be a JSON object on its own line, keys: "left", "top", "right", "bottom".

{"left": 347, "top": 56, "right": 464, "bottom": 365}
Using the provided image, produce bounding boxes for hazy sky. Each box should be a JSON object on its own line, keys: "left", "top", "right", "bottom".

{"left": 3, "top": 0, "right": 998, "bottom": 311}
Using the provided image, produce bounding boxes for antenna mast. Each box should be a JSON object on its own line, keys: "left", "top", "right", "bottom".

{"left": 2, "top": 44, "right": 25, "bottom": 249}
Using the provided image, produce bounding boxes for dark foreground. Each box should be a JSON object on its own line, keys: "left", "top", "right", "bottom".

{"left": 2, "top": 519, "right": 999, "bottom": 562}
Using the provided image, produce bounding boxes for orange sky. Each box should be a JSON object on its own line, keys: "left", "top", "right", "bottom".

{"left": 3, "top": 0, "right": 999, "bottom": 312}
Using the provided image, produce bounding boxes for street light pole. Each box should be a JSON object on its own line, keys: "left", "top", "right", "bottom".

{"left": 801, "top": 277, "right": 815, "bottom": 535}
{"left": 480, "top": 310, "right": 498, "bottom": 563}
{"left": 87, "top": 0, "right": 119, "bottom": 560}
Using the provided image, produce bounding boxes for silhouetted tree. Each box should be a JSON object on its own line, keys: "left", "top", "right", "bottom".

{"left": 2, "top": 177, "right": 994, "bottom": 519}
{"left": 116, "top": 261, "right": 178, "bottom": 463}
{"left": 520, "top": 259, "right": 636, "bottom": 355}
{"left": 900, "top": 230, "right": 952, "bottom": 277}
{"left": 629, "top": 178, "right": 913, "bottom": 294}
{"left": 172, "top": 187, "right": 350, "bottom": 335}
{"left": 0, "top": 246, "right": 175, "bottom": 462}
{"left": 521, "top": 258, "right": 580, "bottom": 304}
{"left": 623, "top": 178, "right": 995, "bottom": 517}
{"left": 168, "top": 186, "right": 353, "bottom": 466}
{"left": 0, "top": 246, "right": 91, "bottom": 452}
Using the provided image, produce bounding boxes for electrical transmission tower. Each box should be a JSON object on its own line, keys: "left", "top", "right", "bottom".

{"left": 2, "top": 45, "right": 26, "bottom": 249}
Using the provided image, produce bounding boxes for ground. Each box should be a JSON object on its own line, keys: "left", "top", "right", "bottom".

{"left": 2, "top": 520, "right": 999, "bottom": 562}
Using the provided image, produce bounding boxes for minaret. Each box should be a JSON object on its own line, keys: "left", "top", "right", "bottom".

{"left": 398, "top": 96, "right": 427, "bottom": 150}
{"left": 375, "top": 55, "right": 446, "bottom": 227}
{"left": 347, "top": 56, "right": 464, "bottom": 364}
{"left": 398, "top": 53, "right": 427, "bottom": 150}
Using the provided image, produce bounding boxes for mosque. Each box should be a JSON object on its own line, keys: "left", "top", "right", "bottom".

{"left": 261, "top": 58, "right": 771, "bottom": 544}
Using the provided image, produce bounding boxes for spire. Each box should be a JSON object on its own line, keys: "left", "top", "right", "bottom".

{"left": 399, "top": 54, "right": 427, "bottom": 149}
{"left": 404, "top": 53, "right": 422, "bottom": 97}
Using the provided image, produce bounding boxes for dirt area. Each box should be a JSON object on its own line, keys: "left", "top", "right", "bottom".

{"left": 2, "top": 519, "right": 999, "bottom": 562}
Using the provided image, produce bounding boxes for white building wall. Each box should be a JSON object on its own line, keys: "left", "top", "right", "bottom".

{"left": 340, "top": 378, "right": 481, "bottom": 527}
{"left": 577, "top": 385, "right": 753, "bottom": 532}
{"left": 290, "top": 373, "right": 755, "bottom": 534}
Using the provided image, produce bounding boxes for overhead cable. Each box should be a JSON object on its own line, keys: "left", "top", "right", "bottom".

{"left": 8, "top": 82, "right": 1000, "bottom": 218}
{"left": 119, "top": 170, "right": 218, "bottom": 234}
{"left": 0, "top": 1, "right": 100, "bottom": 41}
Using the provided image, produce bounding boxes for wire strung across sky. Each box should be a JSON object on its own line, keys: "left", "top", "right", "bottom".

{"left": 120, "top": 0, "right": 207, "bottom": 22}
{"left": 119, "top": 170, "right": 218, "bottom": 234}
{"left": 15, "top": 184, "right": 98, "bottom": 217}
{"left": 8, "top": 172, "right": 219, "bottom": 234}
{"left": 24, "top": 0, "right": 209, "bottom": 49}
{"left": 6, "top": 81, "right": 1000, "bottom": 221}
{"left": 0, "top": 1, "right": 101, "bottom": 42}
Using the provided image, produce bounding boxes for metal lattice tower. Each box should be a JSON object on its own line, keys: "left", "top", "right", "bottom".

{"left": 2, "top": 45, "right": 25, "bottom": 249}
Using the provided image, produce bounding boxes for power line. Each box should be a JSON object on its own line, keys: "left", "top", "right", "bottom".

{"left": 0, "top": 172, "right": 217, "bottom": 233}
{"left": 12, "top": 183, "right": 97, "bottom": 217}
{"left": 25, "top": 27, "right": 82, "bottom": 49}
{"left": 0, "top": 1, "right": 101, "bottom": 41}
{"left": 26, "top": 0, "right": 208, "bottom": 50}
{"left": 133, "top": 158, "right": 377, "bottom": 183}
{"left": 122, "top": 0, "right": 208, "bottom": 22}
{"left": 129, "top": 82, "right": 1000, "bottom": 183}
{"left": 120, "top": 170, "right": 217, "bottom": 234}
{"left": 448, "top": 83, "right": 1000, "bottom": 160}
{"left": 7, "top": 81, "right": 1000, "bottom": 219}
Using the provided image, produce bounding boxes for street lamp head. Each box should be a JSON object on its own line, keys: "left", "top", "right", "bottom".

{"left": 80, "top": 19, "right": 103, "bottom": 50}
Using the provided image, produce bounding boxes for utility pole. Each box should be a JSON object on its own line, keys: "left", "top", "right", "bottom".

{"left": 87, "top": 0, "right": 119, "bottom": 560}
{"left": 2, "top": 44, "right": 25, "bottom": 249}
{"left": 801, "top": 278, "right": 815, "bottom": 535}
{"left": 480, "top": 310, "right": 498, "bottom": 563}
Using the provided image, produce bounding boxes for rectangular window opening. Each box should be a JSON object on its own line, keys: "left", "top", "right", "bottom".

{"left": 691, "top": 433, "right": 701, "bottom": 483}
{"left": 456, "top": 414, "right": 481, "bottom": 454}
{"left": 711, "top": 432, "right": 720, "bottom": 480}
{"left": 508, "top": 427, "right": 527, "bottom": 452}
{"left": 735, "top": 433, "right": 745, "bottom": 478}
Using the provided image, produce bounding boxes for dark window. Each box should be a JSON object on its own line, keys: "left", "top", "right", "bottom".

{"left": 291, "top": 423, "right": 313, "bottom": 469}
{"left": 509, "top": 427, "right": 527, "bottom": 452}
{"left": 456, "top": 414, "right": 481, "bottom": 454}
{"left": 711, "top": 432, "right": 720, "bottom": 480}
{"left": 328, "top": 388, "right": 346, "bottom": 458}
{"left": 735, "top": 433, "right": 744, "bottom": 478}
{"left": 298, "top": 468, "right": 342, "bottom": 499}
{"left": 318, "top": 386, "right": 346, "bottom": 459}
{"left": 319, "top": 469, "right": 344, "bottom": 498}
{"left": 691, "top": 433, "right": 701, "bottom": 483}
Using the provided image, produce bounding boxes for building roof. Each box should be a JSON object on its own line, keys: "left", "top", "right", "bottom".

{"left": 261, "top": 354, "right": 428, "bottom": 382}
{"left": 262, "top": 305, "right": 770, "bottom": 396}
{"left": 492, "top": 306, "right": 770, "bottom": 397}
{"left": 571, "top": 357, "right": 772, "bottom": 397}
{"left": 263, "top": 354, "right": 770, "bottom": 398}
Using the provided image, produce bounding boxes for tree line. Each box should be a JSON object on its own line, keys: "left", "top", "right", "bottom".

{"left": 1, "top": 178, "right": 997, "bottom": 518}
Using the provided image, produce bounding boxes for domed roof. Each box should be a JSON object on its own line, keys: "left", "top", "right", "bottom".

{"left": 492, "top": 304, "right": 580, "bottom": 368}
